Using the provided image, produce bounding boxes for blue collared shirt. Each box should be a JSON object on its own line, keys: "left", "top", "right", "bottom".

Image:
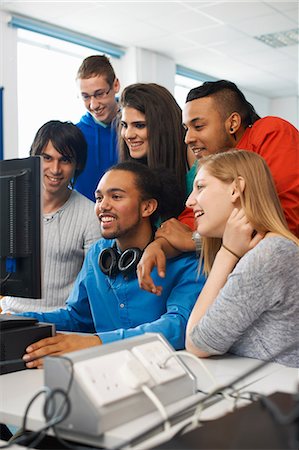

{"left": 21, "top": 239, "right": 205, "bottom": 349}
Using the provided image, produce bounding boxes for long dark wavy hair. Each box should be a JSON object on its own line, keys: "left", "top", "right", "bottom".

{"left": 118, "top": 83, "right": 188, "bottom": 199}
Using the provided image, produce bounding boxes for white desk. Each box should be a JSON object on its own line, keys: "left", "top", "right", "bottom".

{"left": 1, "top": 354, "right": 297, "bottom": 426}
{"left": 184, "top": 353, "right": 298, "bottom": 421}
{"left": 0, "top": 354, "right": 297, "bottom": 448}
{"left": 0, "top": 439, "right": 27, "bottom": 449}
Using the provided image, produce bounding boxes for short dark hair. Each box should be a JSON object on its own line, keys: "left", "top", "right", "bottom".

{"left": 119, "top": 83, "right": 188, "bottom": 198}
{"left": 76, "top": 55, "right": 116, "bottom": 86}
{"left": 30, "top": 120, "right": 87, "bottom": 185}
{"left": 186, "top": 80, "right": 260, "bottom": 128}
{"left": 108, "top": 161, "right": 185, "bottom": 226}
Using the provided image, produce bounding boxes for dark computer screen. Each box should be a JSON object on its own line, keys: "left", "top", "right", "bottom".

{"left": 0, "top": 156, "right": 42, "bottom": 298}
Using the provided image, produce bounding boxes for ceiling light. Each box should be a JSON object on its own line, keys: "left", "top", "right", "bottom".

{"left": 254, "top": 28, "right": 299, "bottom": 48}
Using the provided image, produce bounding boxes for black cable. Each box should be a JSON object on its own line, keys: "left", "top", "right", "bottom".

{"left": 0, "top": 389, "right": 51, "bottom": 449}
{"left": 35, "top": 356, "right": 94, "bottom": 450}
{"left": 110, "top": 339, "right": 299, "bottom": 450}
{"left": 1, "top": 341, "right": 298, "bottom": 450}
{"left": 243, "top": 391, "right": 299, "bottom": 450}
{"left": 44, "top": 356, "right": 85, "bottom": 449}
{"left": 259, "top": 392, "right": 299, "bottom": 426}
{"left": 0, "top": 273, "right": 11, "bottom": 287}
{"left": 0, "top": 355, "right": 96, "bottom": 450}
{"left": 0, "top": 356, "right": 73, "bottom": 449}
{"left": 255, "top": 390, "right": 299, "bottom": 450}
{"left": 0, "top": 389, "right": 72, "bottom": 449}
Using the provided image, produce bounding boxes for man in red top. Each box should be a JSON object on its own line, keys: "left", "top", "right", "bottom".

{"left": 236, "top": 117, "right": 298, "bottom": 234}
{"left": 138, "top": 80, "right": 299, "bottom": 293}
{"left": 183, "top": 80, "right": 298, "bottom": 236}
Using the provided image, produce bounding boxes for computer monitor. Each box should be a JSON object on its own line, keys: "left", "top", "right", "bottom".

{"left": 0, "top": 156, "right": 42, "bottom": 298}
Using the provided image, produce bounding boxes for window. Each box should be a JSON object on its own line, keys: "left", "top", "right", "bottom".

{"left": 174, "top": 74, "right": 202, "bottom": 109}
{"left": 175, "top": 65, "right": 217, "bottom": 109}
{"left": 17, "top": 29, "right": 120, "bottom": 157}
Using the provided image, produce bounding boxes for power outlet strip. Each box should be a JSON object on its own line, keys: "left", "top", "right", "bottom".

{"left": 45, "top": 334, "right": 197, "bottom": 437}
{"left": 132, "top": 341, "right": 186, "bottom": 384}
{"left": 74, "top": 340, "right": 186, "bottom": 407}
{"left": 75, "top": 349, "right": 139, "bottom": 407}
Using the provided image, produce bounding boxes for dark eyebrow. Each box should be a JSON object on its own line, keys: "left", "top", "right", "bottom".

{"left": 120, "top": 120, "right": 146, "bottom": 125}
{"left": 95, "top": 187, "right": 127, "bottom": 195}
{"left": 81, "top": 88, "right": 105, "bottom": 95}
{"left": 41, "top": 151, "right": 70, "bottom": 160}
{"left": 182, "top": 117, "right": 203, "bottom": 127}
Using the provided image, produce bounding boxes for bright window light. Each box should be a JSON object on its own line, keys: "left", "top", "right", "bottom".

{"left": 17, "top": 29, "right": 117, "bottom": 157}
{"left": 174, "top": 74, "right": 202, "bottom": 109}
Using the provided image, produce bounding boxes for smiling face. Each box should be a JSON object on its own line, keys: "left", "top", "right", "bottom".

{"left": 95, "top": 169, "right": 151, "bottom": 248}
{"left": 78, "top": 75, "right": 119, "bottom": 124}
{"left": 120, "top": 107, "right": 149, "bottom": 160}
{"left": 186, "top": 166, "right": 236, "bottom": 238}
{"left": 41, "top": 141, "right": 76, "bottom": 198}
{"left": 183, "top": 97, "right": 233, "bottom": 160}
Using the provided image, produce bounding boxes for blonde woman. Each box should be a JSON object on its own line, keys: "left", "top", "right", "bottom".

{"left": 186, "top": 150, "right": 299, "bottom": 367}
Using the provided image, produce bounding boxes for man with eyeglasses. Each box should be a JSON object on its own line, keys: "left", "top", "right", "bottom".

{"left": 75, "top": 55, "right": 120, "bottom": 201}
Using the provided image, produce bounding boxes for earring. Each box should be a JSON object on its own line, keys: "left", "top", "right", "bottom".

{"left": 230, "top": 128, "right": 237, "bottom": 141}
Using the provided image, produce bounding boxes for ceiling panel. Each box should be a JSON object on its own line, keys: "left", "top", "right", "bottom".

{"left": 278, "top": 45, "right": 299, "bottom": 59}
{"left": 141, "top": 35, "right": 198, "bottom": 56}
{"left": 1, "top": 1, "right": 99, "bottom": 21}
{"left": 233, "top": 13, "right": 297, "bottom": 36}
{"left": 1, "top": 0, "right": 298, "bottom": 98}
{"left": 283, "top": 8, "right": 299, "bottom": 22}
{"left": 148, "top": 9, "right": 221, "bottom": 32}
{"left": 91, "top": 19, "right": 168, "bottom": 46}
{"left": 101, "top": 1, "right": 187, "bottom": 21}
{"left": 213, "top": 36, "right": 272, "bottom": 55}
{"left": 236, "top": 47, "right": 291, "bottom": 66}
{"left": 265, "top": 1, "right": 299, "bottom": 13}
{"left": 195, "top": 1, "right": 274, "bottom": 24}
{"left": 181, "top": 24, "right": 247, "bottom": 46}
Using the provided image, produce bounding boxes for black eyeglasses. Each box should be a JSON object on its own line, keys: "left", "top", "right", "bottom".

{"left": 81, "top": 87, "right": 112, "bottom": 102}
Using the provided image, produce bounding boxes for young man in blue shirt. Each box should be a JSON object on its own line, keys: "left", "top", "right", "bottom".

{"left": 75, "top": 55, "right": 120, "bottom": 201}
{"left": 21, "top": 162, "right": 205, "bottom": 368}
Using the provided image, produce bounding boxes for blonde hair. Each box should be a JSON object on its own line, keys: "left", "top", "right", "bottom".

{"left": 198, "top": 150, "right": 298, "bottom": 274}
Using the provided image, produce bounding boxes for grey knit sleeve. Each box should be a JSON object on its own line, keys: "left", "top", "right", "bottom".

{"left": 190, "top": 237, "right": 299, "bottom": 365}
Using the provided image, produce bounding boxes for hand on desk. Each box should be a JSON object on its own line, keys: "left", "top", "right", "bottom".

{"left": 22, "top": 333, "right": 102, "bottom": 368}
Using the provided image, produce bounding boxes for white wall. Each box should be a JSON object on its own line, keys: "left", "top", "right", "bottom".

{"left": 0, "top": 11, "right": 18, "bottom": 159}
{"left": 0, "top": 10, "right": 298, "bottom": 160}
{"left": 120, "top": 46, "right": 175, "bottom": 93}
{"left": 244, "top": 89, "right": 299, "bottom": 128}
{"left": 270, "top": 96, "right": 299, "bottom": 128}
{"left": 243, "top": 89, "right": 271, "bottom": 119}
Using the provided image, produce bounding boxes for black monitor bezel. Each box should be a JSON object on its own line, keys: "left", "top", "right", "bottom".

{"left": 0, "top": 156, "right": 42, "bottom": 298}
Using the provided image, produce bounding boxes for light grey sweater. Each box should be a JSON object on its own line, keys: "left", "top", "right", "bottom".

{"left": 190, "top": 236, "right": 299, "bottom": 367}
{"left": 2, "top": 190, "right": 101, "bottom": 313}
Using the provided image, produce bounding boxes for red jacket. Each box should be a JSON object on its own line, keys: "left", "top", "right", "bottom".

{"left": 237, "top": 116, "right": 299, "bottom": 237}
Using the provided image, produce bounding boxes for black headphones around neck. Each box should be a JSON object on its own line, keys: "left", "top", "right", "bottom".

{"left": 98, "top": 243, "right": 143, "bottom": 278}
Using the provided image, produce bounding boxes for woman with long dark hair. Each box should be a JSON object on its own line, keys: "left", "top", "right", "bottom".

{"left": 118, "top": 82, "right": 196, "bottom": 228}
